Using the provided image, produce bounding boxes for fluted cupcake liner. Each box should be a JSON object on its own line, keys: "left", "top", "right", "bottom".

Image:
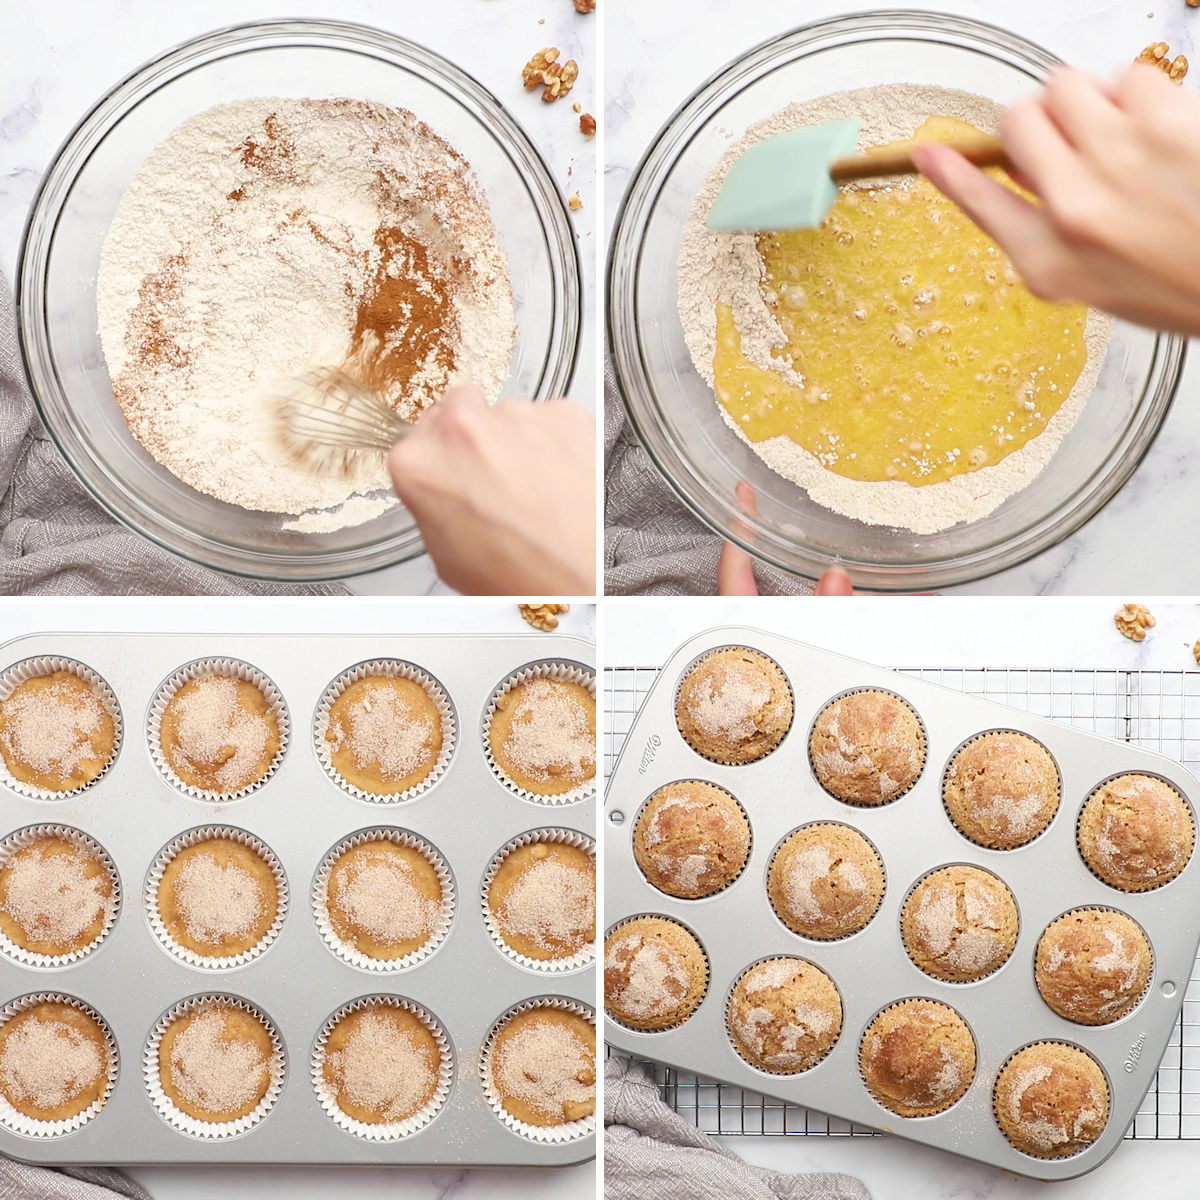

{"left": 479, "top": 996, "right": 596, "bottom": 1144}
{"left": 0, "top": 657, "right": 122, "bottom": 800}
{"left": 148, "top": 658, "right": 289, "bottom": 803}
{"left": 481, "top": 828, "right": 596, "bottom": 973}
{"left": 313, "top": 828, "right": 455, "bottom": 972}
{"left": 314, "top": 660, "right": 456, "bottom": 805}
{"left": 143, "top": 994, "right": 284, "bottom": 1140}
{"left": 483, "top": 662, "right": 596, "bottom": 805}
{"left": 602, "top": 914, "right": 711, "bottom": 1033}
{"left": 0, "top": 825, "right": 120, "bottom": 968}
{"left": 145, "top": 826, "right": 288, "bottom": 970}
{"left": 311, "top": 995, "right": 452, "bottom": 1141}
{"left": 0, "top": 992, "right": 118, "bottom": 1137}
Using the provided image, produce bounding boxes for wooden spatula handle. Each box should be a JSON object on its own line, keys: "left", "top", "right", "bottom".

{"left": 829, "top": 133, "right": 1008, "bottom": 181}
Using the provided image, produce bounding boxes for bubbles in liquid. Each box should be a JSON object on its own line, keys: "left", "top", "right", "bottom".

{"left": 836, "top": 231, "right": 855, "bottom": 246}
{"left": 890, "top": 324, "right": 916, "bottom": 348}
{"left": 913, "top": 286, "right": 938, "bottom": 308}
{"left": 852, "top": 306, "right": 869, "bottom": 322}
{"left": 780, "top": 285, "right": 807, "bottom": 310}
{"left": 898, "top": 272, "right": 915, "bottom": 289}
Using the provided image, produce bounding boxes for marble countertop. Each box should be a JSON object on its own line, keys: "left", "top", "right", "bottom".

{"left": 0, "top": 599, "right": 595, "bottom": 1200}
{"left": 0, "top": 0, "right": 596, "bottom": 596}
{"left": 605, "top": 0, "right": 1200, "bottom": 595}
{"left": 606, "top": 596, "right": 1200, "bottom": 1196}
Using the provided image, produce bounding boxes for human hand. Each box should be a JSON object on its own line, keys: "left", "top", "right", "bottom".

{"left": 911, "top": 64, "right": 1200, "bottom": 336}
{"left": 388, "top": 385, "right": 595, "bottom": 595}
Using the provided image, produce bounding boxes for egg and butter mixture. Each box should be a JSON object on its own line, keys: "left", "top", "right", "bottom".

{"left": 713, "top": 117, "right": 1089, "bottom": 487}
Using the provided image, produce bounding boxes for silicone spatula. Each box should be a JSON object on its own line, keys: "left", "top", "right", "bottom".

{"left": 706, "top": 117, "right": 1009, "bottom": 233}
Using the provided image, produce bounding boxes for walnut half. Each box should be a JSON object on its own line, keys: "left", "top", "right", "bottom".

{"left": 574, "top": 0, "right": 597, "bottom": 11}
{"left": 1136, "top": 42, "right": 1189, "bottom": 83}
{"left": 580, "top": 112, "right": 597, "bottom": 139}
{"left": 519, "top": 603, "right": 570, "bottom": 631}
{"left": 522, "top": 47, "right": 579, "bottom": 102}
{"left": 1115, "top": 603, "right": 1156, "bottom": 642}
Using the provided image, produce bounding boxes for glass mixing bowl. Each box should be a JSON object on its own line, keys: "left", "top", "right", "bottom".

{"left": 18, "top": 19, "right": 580, "bottom": 581}
{"left": 608, "top": 11, "right": 1186, "bottom": 591}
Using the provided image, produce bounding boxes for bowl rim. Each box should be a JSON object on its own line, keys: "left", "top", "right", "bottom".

{"left": 16, "top": 17, "right": 582, "bottom": 583}
{"left": 606, "top": 8, "right": 1187, "bottom": 592}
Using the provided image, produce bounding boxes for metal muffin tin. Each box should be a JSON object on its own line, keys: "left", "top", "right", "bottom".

{"left": 0, "top": 632, "right": 595, "bottom": 1167}
{"left": 603, "top": 627, "right": 1200, "bottom": 1181}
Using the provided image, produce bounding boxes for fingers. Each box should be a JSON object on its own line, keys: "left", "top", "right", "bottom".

{"left": 1040, "top": 67, "right": 1125, "bottom": 167}
{"left": 997, "top": 95, "right": 1089, "bottom": 212}
{"left": 717, "top": 480, "right": 760, "bottom": 596}
{"left": 815, "top": 567, "right": 853, "bottom": 596}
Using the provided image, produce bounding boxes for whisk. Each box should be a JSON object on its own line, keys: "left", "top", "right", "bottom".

{"left": 269, "top": 367, "right": 410, "bottom": 478}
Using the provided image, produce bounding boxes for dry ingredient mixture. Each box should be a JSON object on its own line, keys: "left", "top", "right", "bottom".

{"left": 97, "top": 98, "right": 515, "bottom": 525}
{"left": 679, "top": 85, "right": 1111, "bottom": 534}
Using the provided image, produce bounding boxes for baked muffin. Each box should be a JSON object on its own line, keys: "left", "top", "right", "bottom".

{"left": 809, "top": 690, "right": 924, "bottom": 805}
{"left": 0, "top": 1001, "right": 110, "bottom": 1122}
{"left": 1035, "top": 909, "right": 1152, "bottom": 1025}
{"left": 487, "top": 839, "right": 595, "bottom": 961}
{"left": 768, "top": 823, "right": 884, "bottom": 940}
{"left": 321, "top": 1004, "right": 442, "bottom": 1125}
{"left": 324, "top": 838, "right": 445, "bottom": 961}
{"left": 159, "top": 671, "right": 280, "bottom": 794}
{"left": 487, "top": 1007, "right": 595, "bottom": 1127}
{"left": 0, "top": 832, "right": 115, "bottom": 958}
{"left": 488, "top": 677, "right": 595, "bottom": 796}
{"left": 603, "top": 917, "right": 708, "bottom": 1030}
{"left": 157, "top": 1001, "right": 275, "bottom": 1123}
{"left": 859, "top": 999, "right": 975, "bottom": 1117}
{"left": 901, "top": 865, "right": 1018, "bottom": 983}
{"left": 633, "top": 781, "right": 750, "bottom": 899}
{"left": 325, "top": 674, "right": 443, "bottom": 796}
{"left": 0, "top": 669, "right": 116, "bottom": 792}
{"left": 675, "top": 648, "right": 792, "bottom": 765}
{"left": 994, "top": 1042, "right": 1109, "bottom": 1158}
{"left": 156, "top": 835, "right": 279, "bottom": 959}
{"left": 943, "top": 732, "right": 1060, "bottom": 849}
{"left": 726, "top": 957, "right": 841, "bottom": 1073}
{"left": 1077, "top": 774, "right": 1194, "bottom": 892}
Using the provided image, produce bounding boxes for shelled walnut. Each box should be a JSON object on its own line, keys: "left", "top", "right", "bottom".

{"left": 1115, "top": 603, "right": 1156, "bottom": 642}
{"left": 519, "top": 603, "right": 570, "bottom": 631}
{"left": 580, "top": 112, "right": 597, "bottom": 138}
{"left": 1136, "top": 42, "right": 1189, "bottom": 82}
{"left": 574, "top": 0, "right": 597, "bottom": 11}
{"left": 522, "top": 47, "right": 579, "bottom": 102}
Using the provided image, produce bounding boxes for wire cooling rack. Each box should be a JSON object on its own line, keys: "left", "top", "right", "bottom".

{"left": 603, "top": 664, "right": 1200, "bottom": 1140}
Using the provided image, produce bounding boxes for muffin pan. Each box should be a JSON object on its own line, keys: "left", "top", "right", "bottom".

{"left": 0, "top": 632, "right": 595, "bottom": 1166}
{"left": 604, "top": 627, "right": 1200, "bottom": 1181}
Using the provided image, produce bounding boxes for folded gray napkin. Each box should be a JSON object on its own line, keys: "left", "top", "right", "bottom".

{"left": 0, "top": 1162, "right": 150, "bottom": 1200}
{"left": 604, "top": 361, "right": 812, "bottom": 596}
{"left": 0, "top": 275, "right": 347, "bottom": 596}
{"left": 605, "top": 1057, "right": 870, "bottom": 1200}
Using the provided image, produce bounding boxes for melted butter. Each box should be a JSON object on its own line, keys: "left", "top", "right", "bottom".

{"left": 713, "top": 117, "right": 1088, "bottom": 486}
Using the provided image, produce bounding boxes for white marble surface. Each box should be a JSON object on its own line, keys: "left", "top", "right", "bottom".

{"left": 0, "top": 598, "right": 595, "bottom": 1199}
{"left": 605, "top": 0, "right": 1200, "bottom": 595}
{"left": 0, "top": 0, "right": 597, "bottom": 596}
{"left": 605, "top": 596, "right": 1200, "bottom": 1196}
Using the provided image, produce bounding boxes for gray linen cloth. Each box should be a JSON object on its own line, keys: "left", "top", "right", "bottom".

{"left": 1, "top": 276, "right": 347, "bottom": 596}
{"left": 605, "top": 1058, "right": 870, "bottom": 1200}
{"left": 0, "top": 1163, "right": 150, "bottom": 1200}
{"left": 604, "top": 362, "right": 813, "bottom": 596}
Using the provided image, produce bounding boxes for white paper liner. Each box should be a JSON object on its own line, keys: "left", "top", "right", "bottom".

{"left": 479, "top": 996, "right": 597, "bottom": 1143}
{"left": 0, "top": 657, "right": 122, "bottom": 801}
{"left": 144, "top": 994, "right": 285, "bottom": 1140}
{"left": 313, "top": 828, "right": 455, "bottom": 972}
{"left": 0, "top": 991, "right": 118, "bottom": 1137}
{"left": 148, "top": 659, "right": 289, "bottom": 803}
{"left": 483, "top": 662, "right": 597, "bottom": 806}
{"left": 481, "top": 829, "right": 596, "bottom": 973}
{"left": 0, "top": 825, "right": 120, "bottom": 968}
{"left": 145, "top": 826, "right": 288, "bottom": 970}
{"left": 311, "top": 995, "right": 452, "bottom": 1140}
{"left": 314, "top": 660, "right": 456, "bottom": 804}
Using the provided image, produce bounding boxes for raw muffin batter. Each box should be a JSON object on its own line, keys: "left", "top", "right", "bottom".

{"left": 97, "top": 98, "right": 515, "bottom": 525}
{"left": 487, "top": 840, "right": 595, "bottom": 961}
{"left": 0, "top": 1002, "right": 110, "bottom": 1122}
{"left": 487, "top": 1007, "right": 596, "bottom": 1127}
{"left": 679, "top": 85, "right": 1111, "bottom": 534}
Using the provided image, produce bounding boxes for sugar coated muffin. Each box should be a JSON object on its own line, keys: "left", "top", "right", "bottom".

{"left": 901, "top": 864, "right": 1018, "bottom": 983}
{"left": 633, "top": 781, "right": 750, "bottom": 899}
{"left": 726, "top": 957, "right": 841, "bottom": 1073}
{"left": 994, "top": 1042, "right": 1109, "bottom": 1158}
{"left": 1035, "top": 909, "right": 1152, "bottom": 1025}
{"left": 0, "top": 669, "right": 116, "bottom": 792}
{"left": 1077, "top": 773, "right": 1194, "bottom": 892}
{"left": 768, "top": 823, "right": 884, "bottom": 940}
{"left": 943, "top": 731, "right": 1059, "bottom": 849}
{"left": 603, "top": 916, "right": 708, "bottom": 1031}
{"left": 487, "top": 839, "right": 595, "bottom": 961}
{"left": 486, "top": 1007, "right": 595, "bottom": 1127}
{"left": 488, "top": 677, "right": 595, "bottom": 796}
{"left": 809, "top": 690, "right": 924, "bottom": 805}
{"left": 675, "top": 648, "right": 792, "bottom": 765}
{"left": 859, "top": 999, "right": 975, "bottom": 1117}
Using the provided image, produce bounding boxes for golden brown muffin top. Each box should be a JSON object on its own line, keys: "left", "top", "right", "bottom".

{"left": 809, "top": 690, "right": 924, "bottom": 805}
{"left": 603, "top": 917, "right": 707, "bottom": 1031}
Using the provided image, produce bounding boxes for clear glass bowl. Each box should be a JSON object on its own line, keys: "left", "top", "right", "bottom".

{"left": 607, "top": 11, "right": 1186, "bottom": 591}
{"left": 18, "top": 19, "right": 580, "bottom": 581}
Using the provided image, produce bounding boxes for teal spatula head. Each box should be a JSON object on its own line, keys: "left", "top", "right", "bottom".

{"left": 706, "top": 117, "right": 861, "bottom": 234}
